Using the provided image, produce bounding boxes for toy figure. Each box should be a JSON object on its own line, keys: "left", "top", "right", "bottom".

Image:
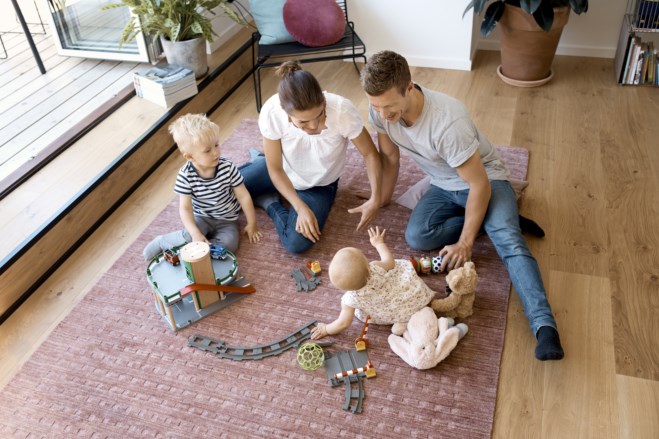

{"left": 311, "top": 227, "right": 473, "bottom": 340}
{"left": 431, "top": 261, "right": 477, "bottom": 319}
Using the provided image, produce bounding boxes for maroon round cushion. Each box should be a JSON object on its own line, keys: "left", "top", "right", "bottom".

{"left": 283, "top": 0, "right": 346, "bottom": 47}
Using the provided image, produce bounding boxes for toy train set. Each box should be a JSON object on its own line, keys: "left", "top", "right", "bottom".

{"left": 146, "top": 242, "right": 255, "bottom": 331}
{"left": 144, "top": 241, "right": 459, "bottom": 414}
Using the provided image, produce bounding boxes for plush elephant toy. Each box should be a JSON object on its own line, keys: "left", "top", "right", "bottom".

{"left": 388, "top": 307, "right": 468, "bottom": 370}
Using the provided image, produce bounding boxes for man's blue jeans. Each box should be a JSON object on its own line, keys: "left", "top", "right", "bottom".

{"left": 239, "top": 156, "right": 338, "bottom": 254}
{"left": 405, "top": 179, "right": 557, "bottom": 335}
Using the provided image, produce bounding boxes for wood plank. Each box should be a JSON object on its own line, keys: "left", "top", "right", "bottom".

{"left": 0, "top": 60, "right": 120, "bottom": 154}
{"left": 0, "top": 55, "right": 89, "bottom": 112}
{"left": 494, "top": 270, "right": 619, "bottom": 438}
{"left": 616, "top": 375, "right": 659, "bottom": 438}
{"left": 541, "top": 271, "right": 619, "bottom": 438}
{"left": 604, "top": 87, "right": 659, "bottom": 381}
{"left": 0, "top": 31, "right": 56, "bottom": 79}
{"left": 0, "top": 62, "right": 143, "bottom": 171}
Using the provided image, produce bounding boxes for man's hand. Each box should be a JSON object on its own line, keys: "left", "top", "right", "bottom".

{"left": 439, "top": 241, "right": 472, "bottom": 271}
{"left": 348, "top": 198, "right": 380, "bottom": 232}
{"left": 295, "top": 204, "right": 321, "bottom": 242}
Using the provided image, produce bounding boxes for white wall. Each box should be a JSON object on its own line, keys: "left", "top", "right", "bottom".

{"left": 348, "top": 0, "right": 474, "bottom": 71}
{"left": 349, "top": 0, "right": 629, "bottom": 71}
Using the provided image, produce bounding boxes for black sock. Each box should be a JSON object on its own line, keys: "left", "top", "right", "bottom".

{"left": 519, "top": 215, "right": 545, "bottom": 238}
{"left": 535, "top": 326, "right": 564, "bottom": 361}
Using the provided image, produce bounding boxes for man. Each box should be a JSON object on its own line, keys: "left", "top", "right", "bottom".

{"left": 361, "top": 50, "right": 563, "bottom": 361}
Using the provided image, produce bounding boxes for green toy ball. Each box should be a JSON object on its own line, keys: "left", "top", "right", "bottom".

{"left": 296, "top": 342, "right": 324, "bottom": 371}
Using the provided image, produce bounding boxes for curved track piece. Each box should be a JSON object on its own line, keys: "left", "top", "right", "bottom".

{"left": 342, "top": 375, "right": 364, "bottom": 414}
{"left": 188, "top": 321, "right": 318, "bottom": 361}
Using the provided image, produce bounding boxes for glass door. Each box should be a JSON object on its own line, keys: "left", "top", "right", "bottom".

{"left": 44, "top": 0, "right": 161, "bottom": 62}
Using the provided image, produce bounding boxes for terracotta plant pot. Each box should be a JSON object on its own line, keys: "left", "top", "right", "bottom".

{"left": 498, "top": 5, "right": 570, "bottom": 86}
{"left": 160, "top": 36, "right": 208, "bottom": 79}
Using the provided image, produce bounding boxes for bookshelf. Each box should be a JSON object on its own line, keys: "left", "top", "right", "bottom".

{"left": 614, "top": 0, "right": 659, "bottom": 86}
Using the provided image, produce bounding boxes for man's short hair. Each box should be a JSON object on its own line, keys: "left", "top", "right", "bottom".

{"left": 361, "top": 50, "right": 411, "bottom": 96}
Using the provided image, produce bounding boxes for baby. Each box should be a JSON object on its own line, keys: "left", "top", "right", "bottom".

{"left": 143, "top": 113, "right": 261, "bottom": 260}
{"left": 311, "top": 227, "right": 445, "bottom": 339}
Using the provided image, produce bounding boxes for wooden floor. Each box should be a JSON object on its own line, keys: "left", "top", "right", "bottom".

{"left": 0, "top": 22, "right": 150, "bottom": 181}
{"left": 1, "top": 50, "right": 658, "bottom": 438}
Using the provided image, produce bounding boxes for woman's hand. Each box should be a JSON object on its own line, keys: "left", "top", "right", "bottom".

{"left": 295, "top": 204, "right": 321, "bottom": 242}
{"left": 348, "top": 197, "right": 380, "bottom": 232}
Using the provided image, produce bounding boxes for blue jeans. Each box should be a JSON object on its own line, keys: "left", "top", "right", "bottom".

{"left": 239, "top": 155, "right": 338, "bottom": 254}
{"left": 406, "top": 179, "right": 557, "bottom": 335}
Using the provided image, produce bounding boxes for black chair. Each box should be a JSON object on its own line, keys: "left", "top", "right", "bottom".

{"left": 251, "top": 0, "right": 366, "bottom": 112}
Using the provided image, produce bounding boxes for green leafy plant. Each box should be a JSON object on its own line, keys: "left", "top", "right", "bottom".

{"left": 102, "top": 0, "right": 248, "bottom": 47}
{"left": 464, "top": 0, "right": 588, "bottom": 37}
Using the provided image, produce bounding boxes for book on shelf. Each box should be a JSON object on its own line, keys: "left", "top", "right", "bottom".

{"left": 625, "top": 37, "right": 641, "bottom": 84}
{"left": 633, "top": 42, "right": 647, "bottom": 84}
{"left": 133, "top": 63, "right": 198, "bottom": 108}
{"left": 617, "top": 29, "right": 635, "bottom": 84}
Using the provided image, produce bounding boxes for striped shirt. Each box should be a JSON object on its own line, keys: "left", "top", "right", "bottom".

{"left": 174, "top": 158, "right": 244, "bottom": 220}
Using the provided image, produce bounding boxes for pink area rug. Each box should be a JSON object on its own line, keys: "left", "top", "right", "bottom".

{"left": 0, "top": 119, "right": 529, "bottom": 438}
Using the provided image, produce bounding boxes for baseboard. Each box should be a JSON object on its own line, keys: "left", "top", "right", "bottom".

{"left": 477, "top": 40, "right": 617, "bottom": 59}
{"left": 365, "top": 51, "right": 473, "bottom": 71}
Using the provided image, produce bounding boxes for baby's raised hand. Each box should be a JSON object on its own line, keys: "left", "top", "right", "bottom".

{"left": 368, "top": 226, "right": 386, "bottom": 246}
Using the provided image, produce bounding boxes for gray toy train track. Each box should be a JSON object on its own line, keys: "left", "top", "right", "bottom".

{"left": 343, "top": 375, "right": 365, "bottom": 414}
{"left": 188, "top": 320, "right": 318, "bottom": 361}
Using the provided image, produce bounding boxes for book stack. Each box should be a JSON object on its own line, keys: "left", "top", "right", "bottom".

{"left": 133, "top": 63, "right": 198, "bottom": 108}
{"left": 619, "top": 37, "right": 658, "bottom": 85}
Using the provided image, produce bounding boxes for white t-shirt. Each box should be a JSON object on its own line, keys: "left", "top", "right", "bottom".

{"left": 369, "top": 84, "right": 509, "bottom": 191}
{"left": 258, "top": 92, "right": 364, "bottom": 190}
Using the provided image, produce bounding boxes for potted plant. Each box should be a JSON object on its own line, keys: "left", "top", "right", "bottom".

{"left": 464, "top": 0, "right": 589, "bottom": 86}
{"left": 103, "top": 0, "right": 248, "bottom": 78}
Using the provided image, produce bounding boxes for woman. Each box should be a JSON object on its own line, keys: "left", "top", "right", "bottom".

{"left": 240, "top": 61, "right": 381, "bottom": 254}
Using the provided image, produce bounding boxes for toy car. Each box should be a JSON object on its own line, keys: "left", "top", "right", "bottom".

{"left": 209, "top": 244, "right": 227, "bottom": 260}
{"left": 163, "top": 248, "right": 180, "bottom": 266}
{"left": 306, "top": 260, "right": 321, "bottom": 275}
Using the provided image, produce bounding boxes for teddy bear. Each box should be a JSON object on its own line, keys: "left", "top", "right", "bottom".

{"left": 388, "top": 307, "right": 468, "bottom": 369}
{"left": 431, "top": 261, "right": 477, "bottom": 319}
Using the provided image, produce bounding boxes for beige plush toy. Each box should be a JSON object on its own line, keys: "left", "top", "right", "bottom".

{"left": 431, "top": 261, "right": 478, "bottom": 319}
{"left": 388, "top": 307, "right": 468, "bottom": 370}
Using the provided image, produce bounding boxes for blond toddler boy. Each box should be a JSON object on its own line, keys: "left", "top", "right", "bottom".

{"left": 143, "top": 114, "right": 261, "bottom": 260}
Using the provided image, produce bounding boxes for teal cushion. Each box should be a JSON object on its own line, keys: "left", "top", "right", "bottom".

{"left": 249, "top": 0, "right": 296, "bottom": 45}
